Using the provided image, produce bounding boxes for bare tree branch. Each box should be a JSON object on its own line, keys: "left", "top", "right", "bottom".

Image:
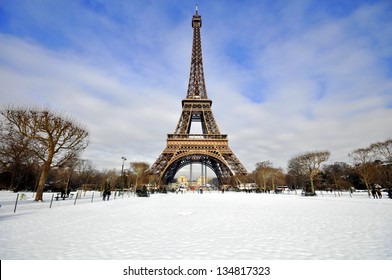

{"left": 0, "top": 106, "right": 89, "bottom": 201}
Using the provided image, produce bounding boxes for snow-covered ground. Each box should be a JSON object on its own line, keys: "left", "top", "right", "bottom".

{"left": 0, "top": 190, "right": 391, "bottom": 260}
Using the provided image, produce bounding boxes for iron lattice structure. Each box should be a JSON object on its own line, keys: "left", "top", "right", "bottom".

{"left": 150, "top": 7, "right": 247, "bottom": 186}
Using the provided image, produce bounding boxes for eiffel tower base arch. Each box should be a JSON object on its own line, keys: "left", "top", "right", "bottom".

{"left": 150, "top": 134, "right": 247, "bottom": 187}
{"left": 162, "top": 154, "right": 231, "bottom": 186}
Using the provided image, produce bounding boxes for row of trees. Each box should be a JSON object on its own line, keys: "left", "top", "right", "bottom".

{"left": 1, "top": 107, "right": 391, "bottom": 198}
{"left": 349, "top": 139, "right": 392, "bottom": 196}
{"left": 0, "top": 107, "right": 161, "bottom": 198}
{"left": 236, "top": 139, "right": 391, "bottom": 196}
{"left": 0, "top": 157, "right": 154, "bottom": 193}
{"left": 0, "top": 147, "right": 155, "bottom": 198}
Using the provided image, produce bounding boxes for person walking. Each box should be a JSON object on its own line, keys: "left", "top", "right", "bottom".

{"left": 371, "top": 187, "right": 377, "bottom": 199}
{"left": 103, "top": 179, "right": 111, "bottom": 201}
{"left": 376, "top": 188, "right": 382, "bottom": 199}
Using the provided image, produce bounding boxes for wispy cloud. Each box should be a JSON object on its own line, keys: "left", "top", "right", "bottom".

{"left": 0, "top": 0, "right": 391, "bottom": 173}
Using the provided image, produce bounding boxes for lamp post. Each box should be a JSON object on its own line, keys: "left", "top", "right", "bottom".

{"left": 121, "top": 156, "right": 127, "bottom": 195}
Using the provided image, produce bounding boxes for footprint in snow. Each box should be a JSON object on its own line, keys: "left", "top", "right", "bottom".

{"left": 177, "top": 212, "right": 193, "bottom": 216}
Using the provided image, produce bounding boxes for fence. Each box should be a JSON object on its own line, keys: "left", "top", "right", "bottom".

{"left": 1, "top": 189, "right": 389, "bottom": 215}
{"left": 0, "top": 190, "right": 135, "bottom": 214}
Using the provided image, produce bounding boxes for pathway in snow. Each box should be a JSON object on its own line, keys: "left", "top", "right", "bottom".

{"left": 0, "top": 191, "right": 391, "bottom": 259}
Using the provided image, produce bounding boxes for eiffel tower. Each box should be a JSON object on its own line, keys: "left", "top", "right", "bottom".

{"left": 150, "top": 6, "right": 247, "bottom": 186}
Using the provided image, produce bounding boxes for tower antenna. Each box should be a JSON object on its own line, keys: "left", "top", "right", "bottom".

{"left": 195, "top": 3, "right": 198, "bottom": 15}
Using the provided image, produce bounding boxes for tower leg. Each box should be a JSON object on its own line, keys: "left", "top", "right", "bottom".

{"left": 190, "top": 163, "right": 193, "bottom": 189}
{"left": 201, "top": 162, "right": 203, "bottom": 188}
{"left": 205, "top": 164, "right": 207, "bottom": 187}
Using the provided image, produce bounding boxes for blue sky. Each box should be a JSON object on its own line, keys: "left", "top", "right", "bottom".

{"left": 0, "top": 0, "right": 391, "bottom": 175}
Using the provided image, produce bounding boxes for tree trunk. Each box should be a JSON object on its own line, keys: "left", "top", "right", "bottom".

{"left": 310, "top": 176, "right": 315, "bottom": 194}
{"left": 35, "top": 164, "right": 50, "bottom": 201}
{"left": 134, "top": 174, "right": 139, "bottom": 192}
{"left": 65, "top": 169, "right": 73, "bottom": 197}
{"left": 35, "top": 152, "right": 54, "bottom": 201}
{"left": 9, "top": 170, "right": 16, "bottom": 191}
{"left": 364, "top": 179, "right": 371, "bottom": 198}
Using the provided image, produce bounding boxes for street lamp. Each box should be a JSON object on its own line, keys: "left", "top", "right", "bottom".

{"left": 121, "top": 156, "right": 127, "bottom": 194}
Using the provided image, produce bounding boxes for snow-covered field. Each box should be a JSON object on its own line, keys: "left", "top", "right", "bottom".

{"left": 0, "top": 190, "right": 391, "bottom": 260}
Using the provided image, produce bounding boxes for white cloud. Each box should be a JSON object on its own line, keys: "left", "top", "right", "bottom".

{"left": 221, "top": 1, "right": 392, "bottom": 170}
{"left": 0, "top": 34, "right": 180, "bottom": 169}
{"left": 0, "top": 0, "right": 391, "bottom": 175}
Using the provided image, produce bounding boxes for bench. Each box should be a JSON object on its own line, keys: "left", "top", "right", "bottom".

{"left": 69, "top": 191, "right": 78, "bottom": 199}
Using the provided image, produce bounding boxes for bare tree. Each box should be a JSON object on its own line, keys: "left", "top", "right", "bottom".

{"left": 370, "top": 138, "right": 392, "bottom": 163}
{"left": 0, "top": 107, "right": 89, "bottom": 201}
{"left": 349, "top": 147, "right": 376, "bottom": 197}
{"left": 130, "top": 162, "right": 150, "bottom": 191}
{"left": 254, "top": 161, "right": 284, "bottom": 192}
{"left": 323, "top": 162, "right": 353, "bottom": 195}
{"left": 0, "top": 117, "right": 39, "bottom": 190}
{"left": 371, "top": 139, "right": 392, "bottom": 191}
{"left": 255, "top": 161, "right": 273, "bottom": 192}
{"left": 287, "top": 157, "right": 306, "bottom": 192}
{"left": 288, "top": 151, "right": 330, "bottom": 194}
{"left": 77, "top": 159, "right": 94, "bottom": 190}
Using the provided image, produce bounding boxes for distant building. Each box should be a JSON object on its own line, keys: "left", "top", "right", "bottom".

{"left": 197, "top": 175, "right": 208, "bottom": 187}
{"left": 177, "top": 175, "right": 188, "bottom": 186}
